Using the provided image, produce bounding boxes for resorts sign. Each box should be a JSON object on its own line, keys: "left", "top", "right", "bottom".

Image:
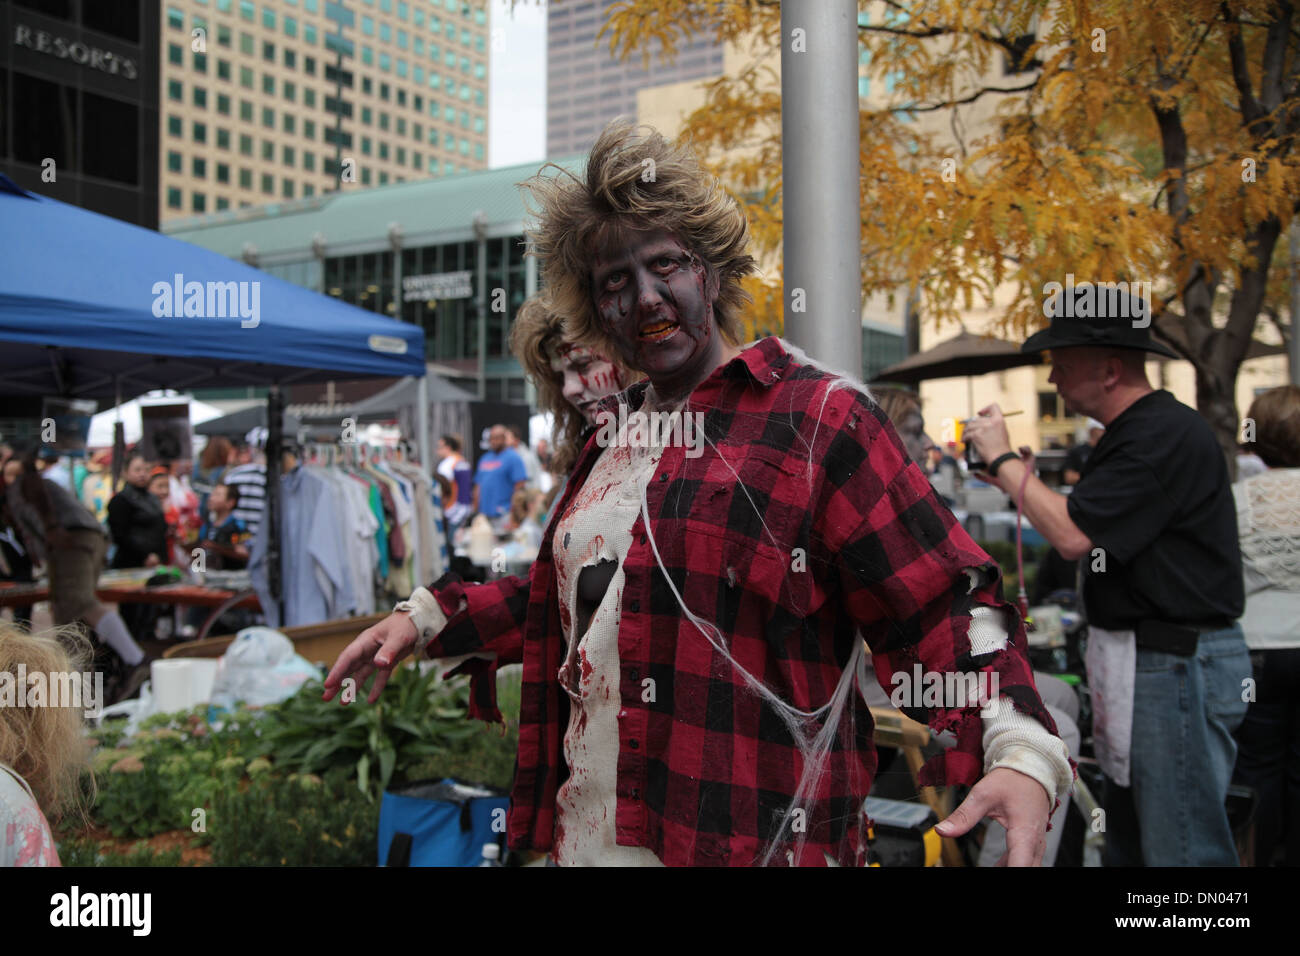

{"left": 13, "top": 23, "right": 139, "bottom": 80}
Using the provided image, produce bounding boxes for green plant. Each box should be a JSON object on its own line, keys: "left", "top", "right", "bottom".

{"left": 208, "top": 772, "right": 378, "bottom": 866}
{"left": 58, "top": 835, "right": 184, "bottom": 867}
{"left": 258, "top": 665, "right": 497, "bottom": 800}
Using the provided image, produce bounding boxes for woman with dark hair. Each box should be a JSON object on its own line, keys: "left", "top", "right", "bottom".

{"left": 193, "top": 435, "right": 234, "bottom": 516}
{"left": 106, "top": 453, "right": 167, "bottom": 570}
{"left": 2, "top": 446, "right": 147, "bottom": 688}
{"left": 1232, "top": 385, "right": 1300, "bottom": 865}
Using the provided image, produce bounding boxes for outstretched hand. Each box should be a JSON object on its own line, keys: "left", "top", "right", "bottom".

{"left": 934, "top": 766, "right": 1051, "bottom": 866}
{"left": 321, "top": 611, "right": 419, "bottom": 705}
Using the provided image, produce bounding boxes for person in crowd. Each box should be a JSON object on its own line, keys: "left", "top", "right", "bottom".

{"left": 3, "top": 447, "right": 148, "bottom": 692}
{"left": 507, "top": 425, "right": 542, "bottom": 490}
{"left": 326, "top": 121, "right": 1071, "bottom": 867}
{"left": 195, "top": 483, "right": 250, "bottom": 572}
{"left": 1061, "top": 418, "right": 1104, "bottom": 485}
{"left": 965, "top": 290, "right": 1249, "bottom": 867}
{"left": 1230, "top": 385, "right": 1300, "bottom": 866}
{"left": 536, "top": 438, "right": 553, "bottom": 475}
{"left": 193, "top": 436, "right": 235, "bottom": 517}
{"left": 149, "top": 467, "right": 179, "bottom": 567}
{"left": 0, "top": 454, "right": 35, "bottom": 629}
{"left": 107, "top": 454, "right": 168, "bottom": 570}
{"left": 435, "top": 434, "right": 474, "bottom": 531}
{"left": 506, "top": 487, "right": 546, "bottom": 552}
{"left": 871, "top": 388, "right": 935, "bottom": 469}
{"left": 0, "top": 622, "right": 95, "bottom": 866}
{"left": 222, "top": 437, "right": 267, "bottom": 535}
{"left": 472, "top": 425, "right": 528, "bottom": 521}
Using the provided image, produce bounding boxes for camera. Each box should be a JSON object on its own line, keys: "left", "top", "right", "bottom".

{"left": 964, "top": 441, "right": 986, "bottom": 472}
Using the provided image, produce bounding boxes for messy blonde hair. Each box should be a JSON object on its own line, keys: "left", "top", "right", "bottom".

{"left": 0, "top": 622, "right": 95, "bottom": 822}
{"left": 509, "top": 293, "right": 634, "bottom": 477}
{"left": 522, "top": 120, "right": 757, "bottom": 365}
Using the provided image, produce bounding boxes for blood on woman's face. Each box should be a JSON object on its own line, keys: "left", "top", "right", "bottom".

{"left": 549, "top": 344, "right": 623, "bottom": 424}
{"left": 588, "top": 228, "right": 721, "bottom": 393}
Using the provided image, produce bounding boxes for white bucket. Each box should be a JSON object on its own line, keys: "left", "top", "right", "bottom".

{"left": 150, "top": 659, "right": 219, "bottom": 714}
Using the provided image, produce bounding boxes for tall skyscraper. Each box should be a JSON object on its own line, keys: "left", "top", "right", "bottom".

{"left": 159, "top": 0, "right": 490, "bottom": 222}
{"left": 546, "top": 0, "right": 722, "bottom": 156}
{"left": 1, "top": 0, "right": 161, "bottom": 228}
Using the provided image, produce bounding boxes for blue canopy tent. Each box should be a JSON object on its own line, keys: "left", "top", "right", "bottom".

{"left": 0, "top": 174, "right": 426, "bottom": 622}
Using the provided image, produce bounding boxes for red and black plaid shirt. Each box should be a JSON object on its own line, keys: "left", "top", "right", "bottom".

{"left": 425, "top": 336, "right": 1061, "bottom": 866}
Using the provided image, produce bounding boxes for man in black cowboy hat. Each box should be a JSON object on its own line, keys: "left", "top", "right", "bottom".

{"left": 964, "top": 283, "right": 1249, "bottom": 866}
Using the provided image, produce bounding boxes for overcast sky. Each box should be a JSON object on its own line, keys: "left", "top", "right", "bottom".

{"left": 488, "top": 0, "right": 547, "bottom": 169}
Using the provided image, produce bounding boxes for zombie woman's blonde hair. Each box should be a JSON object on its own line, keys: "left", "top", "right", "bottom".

{"left": 522, "top": 121, "right": 757, "bottom": 364}
{"left": 0, "top": 623, "right": 94, "bottom": 823}
{"left": 509, "top": 294, "right": 634, "bottom": 477}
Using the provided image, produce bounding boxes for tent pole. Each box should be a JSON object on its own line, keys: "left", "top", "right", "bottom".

{"left": 416, "top": 373, "right": 430, "bottom": 477}
{"left": 266, "top": 384, "right": 284, "bottom": 625}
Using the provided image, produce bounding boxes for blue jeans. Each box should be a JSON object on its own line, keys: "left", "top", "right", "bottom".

{"left": 1103, "top": 624, "right": 1251, "bottom": 866}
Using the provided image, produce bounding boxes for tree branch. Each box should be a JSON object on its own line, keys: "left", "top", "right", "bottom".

{"left": 1221, "top": 2, "right": 1267, "bottom": 130}
{"left": 890, "top": 79, "right": 1038, "bottom": 114}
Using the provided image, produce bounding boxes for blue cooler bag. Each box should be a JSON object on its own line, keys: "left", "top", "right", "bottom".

{"left": 378, "top": 778, "right": 510, "bottom": 866}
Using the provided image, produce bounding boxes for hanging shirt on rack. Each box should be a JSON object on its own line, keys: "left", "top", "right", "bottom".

{"left": 248, "top": 465, "right": 356, "bottom": 628}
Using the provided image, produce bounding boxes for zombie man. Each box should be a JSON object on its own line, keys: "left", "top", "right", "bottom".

{"left": 325, "top": 122, "right": 1072, "bottom": 866}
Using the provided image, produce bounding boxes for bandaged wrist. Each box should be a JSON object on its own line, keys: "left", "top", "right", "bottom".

{"left": 981, "top": 705, "right": 1074, "bottom": 809}
{"left": 396, "top": 587, "right": 450, "bottom": 657}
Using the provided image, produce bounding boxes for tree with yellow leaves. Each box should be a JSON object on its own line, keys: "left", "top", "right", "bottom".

{"left": 602, "top": 0, "right": 1299, "bottom": 468}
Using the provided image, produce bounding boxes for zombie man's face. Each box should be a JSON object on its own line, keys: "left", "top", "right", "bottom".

{"left": 588, "top": 227, "right": 722, "bottom": 394}
{"left": 549, "top": 344, "right": 624, "bottom": 425}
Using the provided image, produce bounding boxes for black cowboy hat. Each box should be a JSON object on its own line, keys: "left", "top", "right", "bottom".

{"left": 1021, "top": 279, "right": 1178, "bottom": 358}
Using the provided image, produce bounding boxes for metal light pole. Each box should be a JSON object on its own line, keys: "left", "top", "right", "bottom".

{"left": 474, "top": 210, "right": 489, "bottom": 400}
{"left": 781, "top": 0, "right": 862, "bottom": 378}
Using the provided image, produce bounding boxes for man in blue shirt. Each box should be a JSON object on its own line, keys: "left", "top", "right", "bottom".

{"left": 472, "top": 425, "right": 528, "bottom": 519}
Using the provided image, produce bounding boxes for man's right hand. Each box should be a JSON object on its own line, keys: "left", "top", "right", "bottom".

{"left": 322, "top": 611, "right": 419, "bottom": 705}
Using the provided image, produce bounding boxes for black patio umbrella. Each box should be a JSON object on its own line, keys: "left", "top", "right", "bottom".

{"left": 871, "top": 330, "right": 1044, "bottom": 385}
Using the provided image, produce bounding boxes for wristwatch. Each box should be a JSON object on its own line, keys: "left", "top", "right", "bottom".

{"left": 987, "top": 451, "right": 1019, "bottom": 478}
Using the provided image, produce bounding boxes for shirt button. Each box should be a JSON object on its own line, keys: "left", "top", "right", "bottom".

{"left": 631, "top": 788, "right": 640, "bottom": 799}
{"left": 629, "top": 738, "right": 639, "bottom": 750}
{"left": 630, "top": 600, "right": 640, "bottom": 613}
{"left": 639, "top": 534, "right": 647, "bottom": 545}
{"left": 629, "top": 668, "right": 639, "bottom": 681}
{"left": 659, "top": 473, "right": 668, "bottom": 481}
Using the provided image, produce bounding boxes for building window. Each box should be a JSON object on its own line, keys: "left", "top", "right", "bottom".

{"left": 262, "top": 140, "right": 273, "bottom": 160}
{"left": 397, "top": 89, "right": 407, "bottom": 107}
{"left": 362, "top": 77, "right": 373, "bottom": 95}
{"left": 262, "top": 107, "right": 274, "bottom": 128}
{"left": 168, "top": 44, "right": 183, "bottom": 65}
{"left": 305, "top": 56, "right": 317, "bottom": 75}
{"left": 263, "top": 5, "right": 276, "bottom": 29}
{"left": 192, "top": 192, "right": 206, "bottom": 213}
{"left": 240, "top": 100, "right": 253, "bottom": 122}
{"left": 194, "top": 52, "right": 208, "bottom": 73}
{"left": 361, "top": 167, "right": 372, "bottom": 185}
{"left": 380, "top": 24, "right": 392, "bottom": 43}
{"left": 398, "top": 1, "right": 409, "bottom": 21}
{"left": 217, "top": 59, "right": 231, "bottom": 81}
{"left": 167, "top": 187, "right": 182, "bottom": 209}
{"left": 473, "top": 115, "right": 483, "bottom": 133}
{"left": 305, "top": 0, "right": 318, "bottom": 11}
{"left": 361, "top": 45, "right": 373, "bottom": 65}
{"left": 412, "top": 151, "right": 421, "bottom": 170}
{"left": 194, "top": 122, "right": 208, "bottom": 143}
{"left": 217, "top": 93, "right": 231, "bottom": 115}
{"left": 261, "top": 173, "right": 274, "bottom": 194}
{"left": 304, "top": 119, "right": 316, "bottom": 139}
{"left": 362, "top": 16, "right": 374, "bottom": 35}
{"left": 304, "top": 23, "right": 317, "bottom": 44}
{"left": 379, "top": 171, "right": 388, "bottom": 185}
{"left": 168, "top": 80, "right": 183, "bottom": 102}
{"left": 217, "top": 163, "right": 230, "bottom": 184}
{"left": 193, "top": 87, "right": 207, "bottom": 109}
{"left": 282, "top": 145, "right": 295, "bottom": 166}
{"left": 473, "top": 142, "right": 483, "bottom": 161}
{"left": 240, "top": 66, "right": 253, "bottom": 88}
{"left": 283, "top": 81, "right": 296, "bottom": 102}
{"left": 378, "top": 142, "right": 389, "bottom": 159}
{"left": 240, "top": 168, "right": 253, "bottom": 188}
{"left": 240, "top": 32, "right": 254, "bottom": 55}
{"left": 414, "top": 7, "right": 423, "bottom": 27}
{"left": 216, "top": 128, "right": 231, "bottom": 149}
{"left": 282, "top": 178, "right": 295, "bottom": 198}
{"left": 262, "top": 75, "right": 275, "bottom": 95}
{"left": 239, "top": 0, "right": 254, "bottom": 22}
{"left": 284, "top": 49, "right": 296, "bottom": 69}
{"left": 284, "top": 16, "right": 298, "bottom": 38}
{"left": 283, "top": 114, "right": 296, "bottom": 134}
{"left": 167, "top": 151, "right": 182, "bottom": 173}
{"left": 216, "top": 197, "right": 230, "bottom": 210}
{"left": 396, "top": 117, "right": 406, "bottom": 135}
{"left": 167, "top": 7, "right": 184, "bottom": 30}
{"left": 380, "top": 83, "right": 390, "bottom": 101}
{"left": 361, "top": 106, "right": 372, "bottom": 125}
{"left": 361, "top": 136, "right": 371, "bottom": 154}
{"left": 303, "top": 184, "right": 314, "bottom": 197}
{"left": 380, "top": 53, "right": 391, "bottom": 72}
{"left": 193, "top": 157, "right": 207, "bottom": 178}
{"left": 263, "top": 41, "right": 275, "bottom": 62}
{"left": 397, "top": 59, "right": 408, "bottom": 78}
{"left": 239, "top": 134, "right": 253, "bottom": 155}
{"left": 304, "top": 151, "right": 315, "bottom": 171}
{"left": 217, "top": 25, "right": 232, "bottom": 47}
{"left": 378, "top": 112, "right": 389, "bottom": 131}
{"left": 398, "top": 29, "right": 408, "bottom": 50}
{"left": 396, "top": 146, "right": 406, "bottom": 164}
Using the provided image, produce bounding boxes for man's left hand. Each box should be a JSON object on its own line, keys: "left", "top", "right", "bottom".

{"left": 934, "top": 766, "right": 1051, "bottom": 866}
{"left": 963, "top": 404, "right": 1014, "bottom": 469}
